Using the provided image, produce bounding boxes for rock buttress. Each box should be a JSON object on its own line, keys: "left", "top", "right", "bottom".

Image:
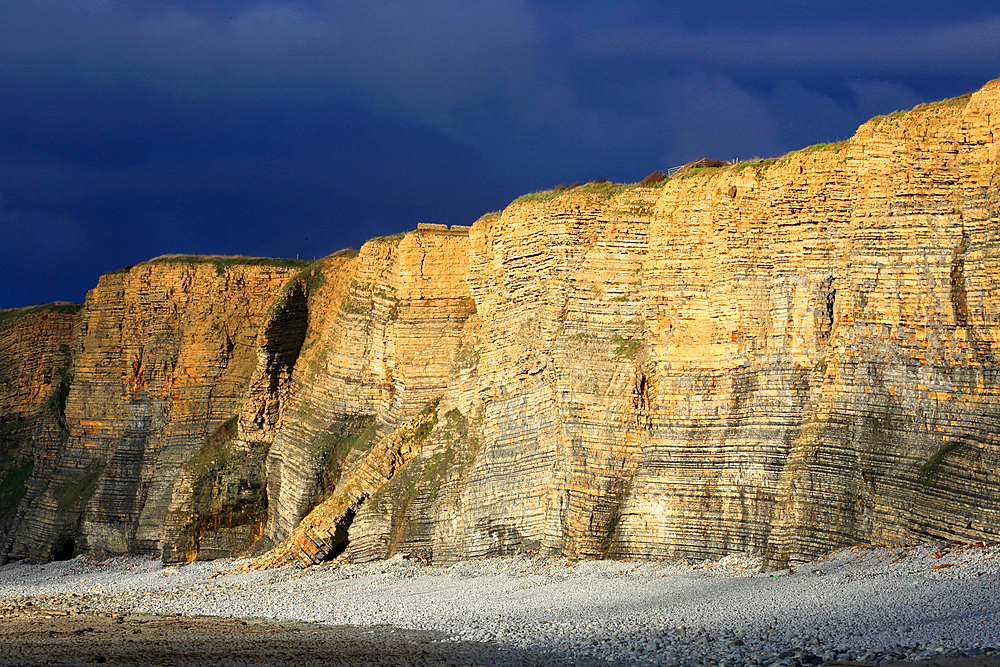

{"left": 5, "top": 259, "right": 307, "bottom": 561}
{"left": 161, "top": 258, "right": 332, "bottom": 563}
{"left": 163, "top": 230, "right": 478, "bottom": 563}
{"left": 0, "top": 304, "right": 81, "bottom": 560}
{"left": 255, "top": 230, "right": 476, "bottom": 552}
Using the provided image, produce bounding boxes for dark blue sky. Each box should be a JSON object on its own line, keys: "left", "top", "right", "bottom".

{"left": 1, "top": 0, "right": 998, "bottom": 308}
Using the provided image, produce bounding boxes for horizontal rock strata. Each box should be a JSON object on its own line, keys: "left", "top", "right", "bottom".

{"left": 0, "top": 304, "right": 81, "bottom": 555}
{"left": 348, "top": 79, "right": 1000, "bottom": 568}
{"left": 4, "top": 259, "right": 309, "bottom": 562}
{"left": 1, "top": 78, "right": 999, "bottom": 568}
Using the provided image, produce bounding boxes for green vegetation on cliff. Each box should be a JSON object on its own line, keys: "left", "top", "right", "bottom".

{"left": 0, "top": 303, "right": 83, "bottom": 326}
{"left": 110, "top": 255, "right": 315, "bottom": 277}
{"left": 315, "top": 415, "right": 379, "bottom": 497}
{"left": 183, "top": 416, "right": 240, "bottom": 479}
{"left": 55, "top": 461, "right": 104, "bottom": 513}
{"left": 0, "top": 460, "right": 33, "bottom": 523}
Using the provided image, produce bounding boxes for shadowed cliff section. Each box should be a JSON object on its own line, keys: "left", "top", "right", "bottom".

{"left": 2, "top": 78, "right": 1000, "bottom": 568}
{"left": 0, "top": 304, "right": 81, "bottom": 558}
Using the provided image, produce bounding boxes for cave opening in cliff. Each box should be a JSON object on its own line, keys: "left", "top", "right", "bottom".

{"left": 322, "top": 507, "right": 355, "bottom": 562}
{"left": 51, "top": 536, "right": 75, "bottom": 561}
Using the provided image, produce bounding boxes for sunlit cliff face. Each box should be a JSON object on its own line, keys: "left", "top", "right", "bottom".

{"left": 2, "top": 79, "right": 999, "bottom": 568}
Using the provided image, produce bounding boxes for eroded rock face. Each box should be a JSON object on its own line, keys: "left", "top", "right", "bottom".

{"left": 159, "top": 230, "right": 478, "bottom": 564}
{"left": 346, "top": 80, "right": 1000, "bottom": 567}
{"left": 245, "top": 230, "right": 477, "bottom": 558}
{"left": 0, "top": 304, "right": 81, "bottom": 556}
{"left": 2, "top": 79, "right": 999, "bottom": 567}
{"left": 3, "top": 259, "right": 307, "bottom": 562}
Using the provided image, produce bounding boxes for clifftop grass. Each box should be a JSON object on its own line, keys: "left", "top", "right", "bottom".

{"left": 512, "top": 180, "right": 631, "bottom": 206}
{"left": 0, "top": 303, "right": 83, "bottom": 327}
{"left": 110, "top": 255, "right": 314, "bottom": 277}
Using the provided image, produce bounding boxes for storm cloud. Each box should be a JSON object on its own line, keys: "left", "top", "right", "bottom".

{"left": 1, "top": 0, "right": 997, "bottom": 307}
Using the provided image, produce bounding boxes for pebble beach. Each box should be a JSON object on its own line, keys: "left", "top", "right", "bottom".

{"left": 2, "top": 542, "right": 999, "bottom": 666}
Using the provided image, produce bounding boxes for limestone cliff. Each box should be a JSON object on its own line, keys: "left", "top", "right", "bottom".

{"left": 155, "top": 229, "right": 476, "bottom": 564}
{"left": 344, "top": 78, "right": 1000, "bottom": 568}
{"left": 0, "top": 304, "right": 81, "bottom": 555}
{"left": 2, "top": 78, "right": 999, "bottom": 568}
{"left": 3, "top": 258, "right": 309, "bottom": 561}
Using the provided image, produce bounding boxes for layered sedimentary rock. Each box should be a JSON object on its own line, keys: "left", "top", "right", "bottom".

{"left": 243, "top": 230, "right": 476, "bottom": 556}
{"left": 251, "top": 403, "right": 439, "bottom": 568}
{"left": 159, "top": 229, "right": 477, "bottom": 564}
{"left": 0, "top": 304, "right": 81, "bottom": 554}
{"left": 2, "top": 78, "right": 999, "bottom": 568}
{"left": 346, "top": 79, "right": 1000, "bottom": 568}
{"left": 4, "top": 259, "right": 308, "bottom": 561}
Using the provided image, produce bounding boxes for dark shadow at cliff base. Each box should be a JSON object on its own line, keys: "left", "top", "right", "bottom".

{"left": 50, "top": 536, "right": 75, "bottom": 561}
{"left": 323, "top": 506, "right": 355, "bottom": 562}
{"left": 0, "top": 613, "right": 620, "bottom": 667}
